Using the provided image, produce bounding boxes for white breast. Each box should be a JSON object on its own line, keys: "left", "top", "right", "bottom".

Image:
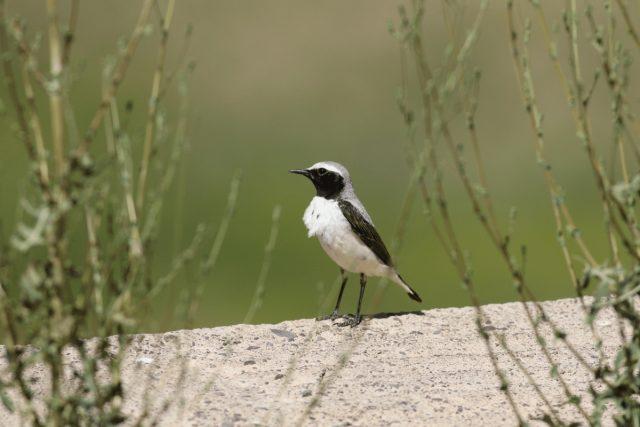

{"left": 303, "top": 197, "right": 346, "bottom": 238}
{"left": 302, "top": 197, "right": 392, "bottom": 278}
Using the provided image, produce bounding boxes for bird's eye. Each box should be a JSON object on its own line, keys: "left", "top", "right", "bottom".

{"left": 317, "top": 168, "right": 327, "bottom": 175}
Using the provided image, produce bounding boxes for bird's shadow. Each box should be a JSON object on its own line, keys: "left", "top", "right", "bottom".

{"left": 365, "top": 310, "right": 425, "bottom": 320}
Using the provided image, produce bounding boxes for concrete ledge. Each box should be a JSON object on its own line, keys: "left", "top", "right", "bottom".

{"left": 0, "top": 298, "right": 620, "bottom": 425}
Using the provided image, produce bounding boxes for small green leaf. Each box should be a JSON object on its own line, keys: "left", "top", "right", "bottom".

{"left": 0, "top": 389, "right": 14, "bottom": 413}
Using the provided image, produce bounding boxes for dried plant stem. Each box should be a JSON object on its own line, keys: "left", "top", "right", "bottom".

{"left": 511, "top": 0, "right": 612, "bottom": 381}
{"left": 11, "top": 23, "right": 52, "bottom": 200}
{"left": 564, "top": 9, "right": 640, "bottom": 388}
{"left": 434, "top": 7, "right": 586, "bottom": 382}
{"left": 244, "top": 205, "right": 281, "bottom": 324}
{"left": 1, "top": 5, "right": 68, "bottom": 317}
{"left": 532, "top": 1, "right": 640, "bottom": 262}
{"left": 141, "top": 65, "right": 194, "bottom": 243}
{"left": 157, "top": 26, "right": 194, "bottom": 102}
{"left": 109, "top": 98, "right": 144, "bottom": 259}
{"left": 398, "top": 3, "right": 525, "bottom": 422}
{"left": 153, "top": 224, "right": 206, "bottom": 298}
{"left": 294, "top": 343, "right": 359, "bottom": 427}
{"left": 1, "top": 1, "right": 200, "bottom": 422}
{"left": 565, "top": 1, "right": 633, "bottom": 244}
{"left": 261, "top": 276, "right": 341, "bottom": 426}
{"left": 506, "top": 16, "right": 609, "bottom": 378}
{"left": 614, "top": 0, "right": 640, "bottom": 48}
{"left": 137, "top": 0, "right": 176, "bottom": 211}
{"left": 61, "top": 0, "right": 78, "bottom": 66}
{"left": 506, "top": 8, "right": 584, "bottom": 291}
{"left": 394, "top": 1, "right": 640, "bottom": 424}
{"left": 84, "top": 206, "right": 105, "bottom": 319}
{"left": 586, "top": 7, "right": 640, "bottom": 186}
{"left": 0, "top": 5, "right": 49, "bottom": 198}
{"left": 411, "top": 30, "right": 467, "bottom": 275}
{"left": 414, "top": 2, "right": 511, "bottom": 254}
{"left": 8, "top": 13, "right": 69, "bottom": 316}
{"left": 464, "top": 76, "right": 502, "bottom": 240}
{"left": 410, "top": 2, "right": 598, "bottom": 422}
{"left": 184, "top": 172, "right": 242, "bottom": 323}
{"left": 617, "top": 137, "right": 630, "bottom": 184}
{"left": 74, "top": 0, "right": 153, "bottom": 161}
{"left": 202, "top": 172, "right": 242, "bottom": 275}
{"left": 46, "top": 0, "right": 65, "bottom": 177}
{"left": 396, "top": 44, "right": 454, "bottom": 264}
{"left": 496, "top": 333, "right": 565, "bottom": 425}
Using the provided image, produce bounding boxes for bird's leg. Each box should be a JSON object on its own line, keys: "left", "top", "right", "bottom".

{"left": 354, "top": 273, "right": 367, "bottom": 326}
{"left": 317, "top": 269, "right": 348, "bottom": 321}
{"left": 332, "top": 269, "right": 348, "bottom": 318}
{"left": 338, "top": 273, "right": 366, "bottom": 327}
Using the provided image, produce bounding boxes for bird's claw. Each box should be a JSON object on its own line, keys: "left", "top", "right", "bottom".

{"left": 316, "top": 311, "right": 341, "bottom": 322}
{"left": 336, "top": 315, "right": 361, "bottom": 328}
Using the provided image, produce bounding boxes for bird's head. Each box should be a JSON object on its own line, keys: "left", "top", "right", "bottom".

{"left": 289, "top": 161, "right": 350, "bottom": 199}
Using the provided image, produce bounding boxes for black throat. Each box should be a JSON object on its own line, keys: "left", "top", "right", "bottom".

{"left": 312, "top": 171, "right": 345, "bottom": 199}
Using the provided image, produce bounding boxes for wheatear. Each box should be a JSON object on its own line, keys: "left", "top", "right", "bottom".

{"left": 290, "top": 161, "right": 422, "bottom": 327}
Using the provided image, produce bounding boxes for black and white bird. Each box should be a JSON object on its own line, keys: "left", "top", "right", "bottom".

{"left": 290, "top": 161, "right": 422, "bottom": 327}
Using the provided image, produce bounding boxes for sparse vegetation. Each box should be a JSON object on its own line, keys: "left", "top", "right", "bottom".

{"left": 0, "top": 0, "right": 639, "bottom": 425}
{"left": 0, "top": 0, "right": 211, "bottom": 423}
{"left": 390, "top": 0, "right": 640, "bottom": 424}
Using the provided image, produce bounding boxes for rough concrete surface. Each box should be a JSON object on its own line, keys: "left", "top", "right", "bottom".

{"left": 0, "top": 298, "right": 623, "bottom": 426}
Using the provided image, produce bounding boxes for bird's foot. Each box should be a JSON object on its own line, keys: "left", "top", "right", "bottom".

{"left": 315, "top": 310, "right": 340, "bottom": 322}
{"left": 336, "top": 315, "right": 361, "bottom": 328}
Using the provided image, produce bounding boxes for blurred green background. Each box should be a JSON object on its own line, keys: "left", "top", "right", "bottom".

{"left": 1, "top": 1, "right": 637, "bottom": 331}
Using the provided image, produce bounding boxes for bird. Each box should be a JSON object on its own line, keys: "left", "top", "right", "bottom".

{"left": 290, "top": 161, "right": 422, "bottom": 327}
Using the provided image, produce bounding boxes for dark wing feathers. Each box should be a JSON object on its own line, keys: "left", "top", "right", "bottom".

{"left": 338, "top": 199, "right": 393, "bottom": 267}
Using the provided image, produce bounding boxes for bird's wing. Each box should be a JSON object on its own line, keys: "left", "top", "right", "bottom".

{"left": 338, "top": 199, "right": 393, "bottom": 267}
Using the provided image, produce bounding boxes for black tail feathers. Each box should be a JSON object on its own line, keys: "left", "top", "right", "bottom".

{"left": 398, "top": 274, "right": 423, "bottom": 303}
{"left": 407, "top": 287, "right": 422, "bottom": 303}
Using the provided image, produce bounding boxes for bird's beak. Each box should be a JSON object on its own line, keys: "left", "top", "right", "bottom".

{"left": 289, "top": 169, "right": 311, "bottom": 178}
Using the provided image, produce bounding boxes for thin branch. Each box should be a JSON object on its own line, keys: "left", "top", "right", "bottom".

{"left": 0, "top": 13, "right": 52, "bottom": 202}
{"left": 397, "top": 2, "right": 526, "bottom": 422}
{"left": 157, "top": 24, "right": 194, "bottom": 102}
{"left": 0, "top": 8, "right": 34, "bottom": 165}
{"left": 614, "top": 0, "right": 640, "bottom": 49}
{"left": 46, "top": 0, "right": 65, "bottom": 177}
{"left": 109, "top": 98, "right": 144, "bottom": 260}
{"left": 507, "top": 9, "right": 587, "bottom": 291}
{"left": 244, "top": 205, "right": 281, "bottom": 324}
{"left": 496, "top": 333, "right": 566, "bottom": 426}
{"left": 62, "top": 0, "right": 79, "bottom": 66}
{"left": 463, "top": 71, "right": 502, "bottom": 242}
{"left": 532, "top": 0, "right": 640, "bottom": 262}
{"left": 201, "top": 172, "right": 242, "bottom": 276}
{"left": 137, "top": 0, "right": 176, "bottom": 211}
{"left": 73, "top": 0, "right": 154, "bottom": 162}
{"left": 11, "top": 21, "right": 52, "bottom": 199}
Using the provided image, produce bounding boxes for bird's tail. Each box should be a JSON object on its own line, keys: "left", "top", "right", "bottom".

{"left": 392, "top": 273, "right": 422, "bottom": 303}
